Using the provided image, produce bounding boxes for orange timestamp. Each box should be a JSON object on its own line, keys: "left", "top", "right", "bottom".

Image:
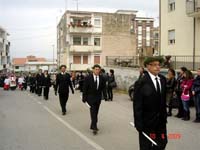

{"left": 149, "top": 133, "right": 181, "bottom": 140}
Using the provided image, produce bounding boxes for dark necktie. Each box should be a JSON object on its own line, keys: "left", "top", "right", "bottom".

{"left": 95, "top": 76, "right": 98, "bottom": 90}
{"left": 155, "top": 77, "right": 161, "bottom": 94}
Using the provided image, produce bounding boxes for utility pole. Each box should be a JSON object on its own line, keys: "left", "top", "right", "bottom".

{"left": 73, "top": 0, "right": 79, "bottom": 11}
{"left": 65, "top": 0, "right": 68, "bottom": 11}
{"left": 52, "top": 44, "right": 55, "bottom": 66}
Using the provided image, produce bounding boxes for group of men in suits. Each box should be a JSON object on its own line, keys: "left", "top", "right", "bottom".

{"left": 54, "top": 64, "right": 107, "bottom": 135}
{"left": 55, "top": 56, "right": 168, "bottom": 149}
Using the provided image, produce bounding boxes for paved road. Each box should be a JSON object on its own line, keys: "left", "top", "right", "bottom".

{"left": 0, "top": 88, "right": 200, "bottom": 150}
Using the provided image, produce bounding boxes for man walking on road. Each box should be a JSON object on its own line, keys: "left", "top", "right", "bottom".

{"left": 133, "top": 57, "right": 168, "bottom": 150}
{"left": 55, "top": 65, "right": 74, "bottom": 115}
{"left": 82, "top": 64, "right": 107, "bottom": 135}
{"left": 36, "top": 69, "right": 43, "bottom": 96}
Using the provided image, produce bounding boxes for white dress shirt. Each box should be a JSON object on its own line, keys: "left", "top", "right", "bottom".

{"left": 148, "top": 71, "right": 161, "bottom": 91}
{"left": 93, "top": 74, "right": 99, "bottom": 89}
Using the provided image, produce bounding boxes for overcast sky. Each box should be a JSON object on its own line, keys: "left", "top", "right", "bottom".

{"left": 0, "top": 0, "right": 159, "bottom": 59}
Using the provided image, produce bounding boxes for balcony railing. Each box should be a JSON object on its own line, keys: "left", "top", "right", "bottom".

{"left": 69, "top": 45, "right": 101, "bottom": 53}
{"left": 186, "top": 0, "right": 200, "bottom": 17}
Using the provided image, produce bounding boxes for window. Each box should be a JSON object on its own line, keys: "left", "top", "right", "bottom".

{"left": 73, "top": 56, "right": 81, "bottom": 64}
{"left": 168, "top": 30, "right": 175, "bottom": 44}
{"left": 73, "top": 36, "right": 81, "bottom": 45}
{"left": 169, "top": 0, "right": 175, "bottom": 12}
{"left": 138, "top": 26, "right": 142, "bottom": 35}
{"left": 138, "top": 39, "right": 142, "bottom": 47}
{"left": 155, "top": 41, "right": 159, "bottom": 47}
{"left": 83, "top": 56, "right": 88, "bottom": 64}
{"left": 146, "top": 40, "right": 150, "bottom": 46}
{"left": 138, "top": 35, "right": 142, "bottom": 40}
{"left": 155, "top": 33, "right": 159, "bottom": 39}
{"left": 146, "top": 32, "right": 150, "bottom": 40}
{"left": 15, "top": 66, "right": 19, "bottom": 69}
{"left": 146, "top": 27, "right": 150, "bottom": 32}
{"left": 94, "top": 19, "right": 101, "bottom": 26}
{"left": 94, "top": 38, "right": 101, "bottom": 46}
{"left": 94, "top": 56, "right": 100, "bottom": 64}
{"left": 83, "top": 37, "right": 88, "bottom": 45}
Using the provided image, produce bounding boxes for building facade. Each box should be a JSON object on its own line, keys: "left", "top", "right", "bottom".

{"left": 0, "top": 26, "right": 10, "bottom": 70}
{"left": 57, "top": 10, "right": 137, "bottom": 71}
{"left": 153, "top": 27, "right": 160, "bottom": 56}
{"left": 160, "top": 0, "right": 200, "bottom": 56}
{"left": 12, "top": 56, "right": 57, "bottom": 73}
{"left": 135, "top": 17, "right": 155, "bottom": 56}
{"left": 160, "top": 0, "right": 200, "bottom": 69}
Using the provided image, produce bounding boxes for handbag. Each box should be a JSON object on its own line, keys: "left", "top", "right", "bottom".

{"left": 181, "top": 88, "right": 190, "bottom": 101}
{"left": 109, "top": 81, "right": 117, "bottom": 88}
{"left": 170, "top": 93, "right": 179, "bottom": 108}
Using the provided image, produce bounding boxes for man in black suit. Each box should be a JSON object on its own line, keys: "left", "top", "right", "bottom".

{"left": 82, "top": 64, "right": 107, "bottom": 135}
{"left": 42, "top": 70, "right": 51, "bottom": 100}
{"left": 133, "top": 57, "right": 168, "bottom": 150}
{"left": 55, "top": 65, "right": 74, "bottom": 115}
{"left": 36, "top": 69, "right": 43, "bottom": 96}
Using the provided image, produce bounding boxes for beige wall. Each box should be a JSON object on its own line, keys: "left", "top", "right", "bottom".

{"left": 160, "top": 0, "right": 194, "bottom": 56}
{"left": 101, "top": 13, "right": 136, "bottom": 65}
{"left": 196, "top": 18, "right": 200, "bottom": 56}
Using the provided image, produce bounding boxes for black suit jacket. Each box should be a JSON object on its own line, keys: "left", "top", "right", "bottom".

{"left": 55, "top": 73, "right": 74, "bottom": 94}
{"left": 42, "top": 74, "right": 51, "bottom": 87}
{"left": 133, "top": 72, "right": 167, "bottom": 132}
{"left": 83, "top": 74, "right": 107, "bottom": 105}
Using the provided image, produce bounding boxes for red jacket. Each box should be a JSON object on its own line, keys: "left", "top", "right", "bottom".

{"left": 181, "top": 79, "right": 193, "bottom": 96}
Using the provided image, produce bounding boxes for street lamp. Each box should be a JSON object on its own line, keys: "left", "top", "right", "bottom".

{"left": 52, "top": 44, "right": 55, "bottom": 71}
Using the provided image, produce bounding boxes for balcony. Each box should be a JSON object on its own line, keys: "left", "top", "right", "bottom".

{"left": 186, "top": 0, "right": 200, "bottom": 17}
{"left": 68, "top": 23, "right": 94, "bottom": 33}
{"left": 69, "top": 45, "right": 101, "bottom": 53}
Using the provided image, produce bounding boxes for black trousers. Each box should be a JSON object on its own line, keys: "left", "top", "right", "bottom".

{"left": 107, "top": 86, "right": 113, "bottom": 100}
{"left": 43, "top": 87, "right": 49, "bottom": 100}
{"left": 30, "top": 86, "right": 35, "bottom": 93}
{"left": 59, "top": 93, "right": 69, "bottom": 113}
{"left": 139, "top": 128, "right": 168, "bottom": 150}
{"left": 90, "top": 101, "right": 101, "bottom": 129}
{"left": 177, "top": 93, "right": 184, "bottom": 116}
{"left": 37, "top": 86, "right": 42, "bottom": 96}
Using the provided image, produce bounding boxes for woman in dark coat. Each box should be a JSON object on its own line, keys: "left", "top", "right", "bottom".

{"left": 107, "top": 69, "right": 116, "bottom": 101}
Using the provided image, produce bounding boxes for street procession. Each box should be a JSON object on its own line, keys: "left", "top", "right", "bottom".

{"left": 1, "top": 0, "right": 200, "bottom": 150}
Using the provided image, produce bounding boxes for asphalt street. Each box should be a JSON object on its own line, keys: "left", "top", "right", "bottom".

{"left": 0, "top": 88, "right": 200, "bottom": 150}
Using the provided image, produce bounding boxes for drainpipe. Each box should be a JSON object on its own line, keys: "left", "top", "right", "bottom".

{"left": 193, "top": 18, "right": 196, "bottom": 71}
{"left": 193, "top": 1, "right": 196, "bottom": 71}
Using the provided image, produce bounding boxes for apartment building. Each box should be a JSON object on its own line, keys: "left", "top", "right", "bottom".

{"left": 0, "top": 26, "right": 10, "bottom": 70}
{"left": 57, "top": 10, "right": 137, "bottom": 71}
{"left": 160, "top": 0, "right": 200, "bottom": 56}
{"left": 135, "top": 17, "right": 155, "bottom": 56}
{"left": 186, "top": 0, "right": 200, "bottom": 56}
{"left": 153, "top": 27, "right": 160, "bottom": 55}
{"left": 160, "top": 0, "right": 200, "bottom": 69}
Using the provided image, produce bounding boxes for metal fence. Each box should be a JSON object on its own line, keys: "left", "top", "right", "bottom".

{"left": 106, "top": 55, "right": 200, "bottom": 70}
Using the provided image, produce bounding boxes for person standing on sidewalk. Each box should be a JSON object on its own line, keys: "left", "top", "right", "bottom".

{"left": 55, "top": 65, "right": 74, "bottom": 115}
{"left": 175, "top": 67, "right": 187, "bottom": 118}
{"left": 192, "top": 68, "right": 200, "bottom": 123}
{"left": 133, "top": 56, "right": 168, "bottom": 150}
{"left": 82, "top": 64, "right": 107, "bottom": 135}
{"left": 107, "top": 69, "right": 116, "bottom": 101}
{"left": 42, "top": 70, "right": 51, "bottom": 100}
{"left": 166, "top": 68, "right": 177, "bottom": 116}
{"left": 180, "top": 70, "right": 193, "bottom": 121}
